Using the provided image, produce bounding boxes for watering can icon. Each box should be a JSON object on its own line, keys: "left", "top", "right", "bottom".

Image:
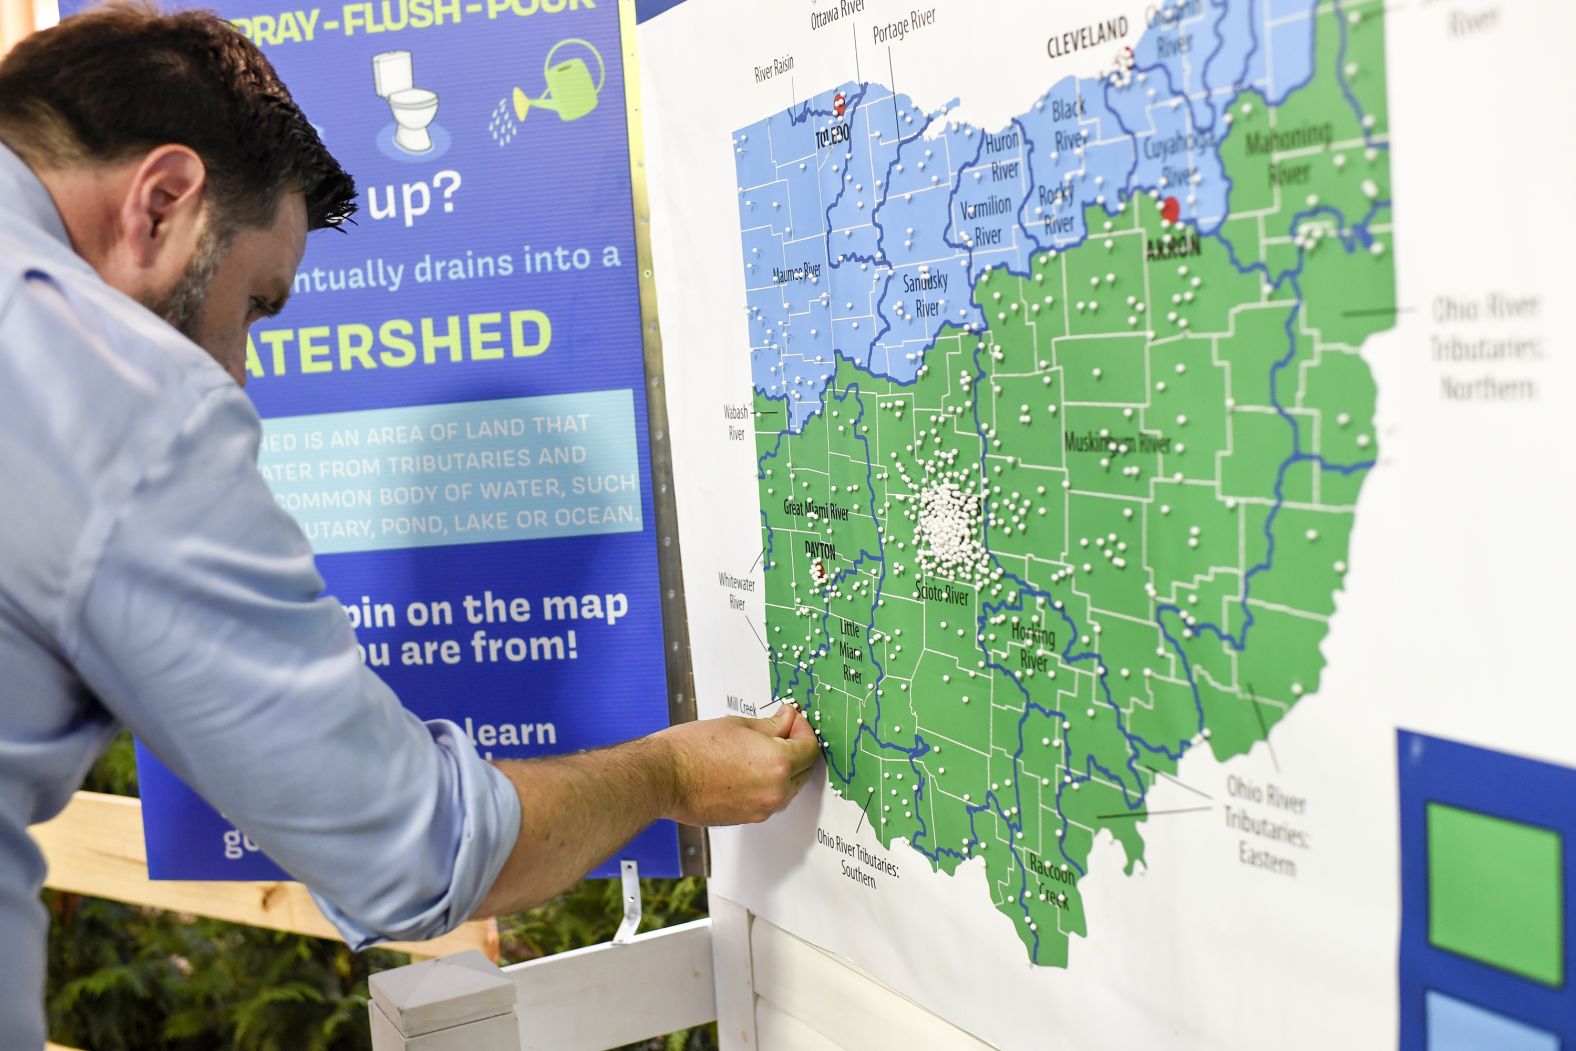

{"left": 512, "top": 38, "right": 605, "bottom": 123}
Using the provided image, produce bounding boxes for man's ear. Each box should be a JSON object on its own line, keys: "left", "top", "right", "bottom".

{"left": 119, "top": 145, "right": 208, "bottom": 267}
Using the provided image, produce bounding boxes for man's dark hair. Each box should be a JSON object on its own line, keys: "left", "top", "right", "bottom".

{"left": 0, "top": 1, "right": 356, "bottom": 232}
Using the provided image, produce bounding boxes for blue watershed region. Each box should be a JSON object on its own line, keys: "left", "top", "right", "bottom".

{"left": 735, "top": 0, "right": 1319, "bottom": 433}
{"left": 753, "top": 0, "right": 1383, "bottom": 961}
{"left": 259, "top": 390, "right": 642, "bottom": 555}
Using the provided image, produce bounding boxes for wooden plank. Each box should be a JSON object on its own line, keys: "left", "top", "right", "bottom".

{"left": 750, "top": 916, "right": 992, "bottom": 1050}
{"left": 503, "top": 918, "right": 715, "bottom": 1051}
{"left": 35, "top": 791, "right": 498, "bottom": 961}
{"left": 707, "top": 895, "right": 759, "bottom": 1050}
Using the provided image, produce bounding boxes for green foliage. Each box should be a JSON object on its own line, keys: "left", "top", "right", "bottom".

{"left": 78, "top": 730, "right": 139, "bottom": 796}
{"left": 47, "top": 892, "right": 399, "bottom": 1051}
{"left": 46, "top": 734, "right": 717, "bottom": 1051}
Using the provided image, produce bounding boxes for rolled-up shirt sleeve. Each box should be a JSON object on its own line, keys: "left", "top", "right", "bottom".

{"left": 63, "top": 383, "right": 520, "bottom": 946}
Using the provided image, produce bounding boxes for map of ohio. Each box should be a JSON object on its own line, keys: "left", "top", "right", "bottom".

{"left": 736, "top": 0, "right": 1393, "bottom": 965}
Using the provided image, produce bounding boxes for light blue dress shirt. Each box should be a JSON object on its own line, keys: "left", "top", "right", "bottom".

{"left": 0, "top": 143, "right": 521, "bottom": 1050}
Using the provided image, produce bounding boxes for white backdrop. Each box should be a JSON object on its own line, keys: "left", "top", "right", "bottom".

{"left": 637, "top": 0, "right": 1576, "bottom": 1046}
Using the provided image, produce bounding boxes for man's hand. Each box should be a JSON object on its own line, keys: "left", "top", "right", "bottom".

{"left": 657, "top": 706, "right": 822, "bottom": 826}
{"left": 471, "top": 709, "right": 822, "bottom": 917}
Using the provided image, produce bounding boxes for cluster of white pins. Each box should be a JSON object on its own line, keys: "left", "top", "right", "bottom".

{"left": 915, "top": 480, "right": 988, "bottom": 579}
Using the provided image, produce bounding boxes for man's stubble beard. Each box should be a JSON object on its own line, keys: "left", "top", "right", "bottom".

{"left": 144, "top": 223, "right": 225, "bottom": 344}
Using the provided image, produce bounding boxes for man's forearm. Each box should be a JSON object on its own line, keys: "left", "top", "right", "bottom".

{"left": 467, "top": 710, "right": 820, "bottom": 921}
{"left": 470, "top": 736, "right": 677, "bottom": 917}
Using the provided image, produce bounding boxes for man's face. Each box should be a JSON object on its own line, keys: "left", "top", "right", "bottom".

{"left": 150, "top": 191, "right": 306, "bottom": 385}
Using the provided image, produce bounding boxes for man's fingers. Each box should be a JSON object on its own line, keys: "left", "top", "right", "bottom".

{"left": 769, "top": 706, "right": 796, "bottom": 738}
{"left": 783, "top": 712, "right": 821, "bottom": 774}
{"left": 786, "top": 710, "right": 816, "bottom": 743}
{"left": 778, "top": 733, "right": 822, "bottom": 776}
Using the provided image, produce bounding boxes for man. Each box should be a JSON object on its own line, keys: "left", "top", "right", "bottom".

{"left": 0, "top": 4, "right": 819, "bottom": 1046}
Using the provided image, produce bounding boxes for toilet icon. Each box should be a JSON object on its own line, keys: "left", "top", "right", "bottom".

{"left": 373, "top": 50, "right": 438, "bottom": 154}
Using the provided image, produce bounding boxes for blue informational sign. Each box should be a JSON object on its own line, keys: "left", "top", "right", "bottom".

{"left": 1397, "top": 732, "right": 1576, "bottom": 1051}
{"left": 66, "top": 0, "right": 681, "bottom": 880}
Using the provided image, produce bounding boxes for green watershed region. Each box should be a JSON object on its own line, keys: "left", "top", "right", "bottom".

{"left": 753, "top": 0, "right": 1394, "bottom": 966}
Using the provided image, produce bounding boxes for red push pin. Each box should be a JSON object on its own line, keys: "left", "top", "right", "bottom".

{"left": 833, "top": 92, "right": 847, "bottom": 117}
{"left": 1161, "top": 196, "right": 1181, "bottom": 224}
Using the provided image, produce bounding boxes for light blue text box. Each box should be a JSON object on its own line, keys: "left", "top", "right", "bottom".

{"left": 1425, "top": 991, "right": 1558, "bottom": 1051}
{"left": 259, "top": 389, "right": 642, "bottom": 554}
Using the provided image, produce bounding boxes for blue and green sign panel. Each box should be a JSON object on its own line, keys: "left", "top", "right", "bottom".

{"left": 1398, "top": 731, "right": 1574, "bottom": 1050}
{"left": 59, "top": 0, "right": 682, "bottom": 880}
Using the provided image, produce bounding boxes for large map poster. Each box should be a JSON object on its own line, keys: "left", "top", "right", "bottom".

{"left": 637, "top": 0, "right": 1576, "bottom": 1046}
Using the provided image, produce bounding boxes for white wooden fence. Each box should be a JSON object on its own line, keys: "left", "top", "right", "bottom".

{"left": 366, "top": 895, "right": 990, "bottom": 1051}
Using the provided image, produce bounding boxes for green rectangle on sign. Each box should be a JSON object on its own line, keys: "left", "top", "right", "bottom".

{"left": 1427, "top": 802, "right": 1564, "bottom": 986}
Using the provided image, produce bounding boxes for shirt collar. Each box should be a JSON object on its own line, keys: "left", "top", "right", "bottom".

{"left": 0, "top": 140, "right": 73, "bottom": 249}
